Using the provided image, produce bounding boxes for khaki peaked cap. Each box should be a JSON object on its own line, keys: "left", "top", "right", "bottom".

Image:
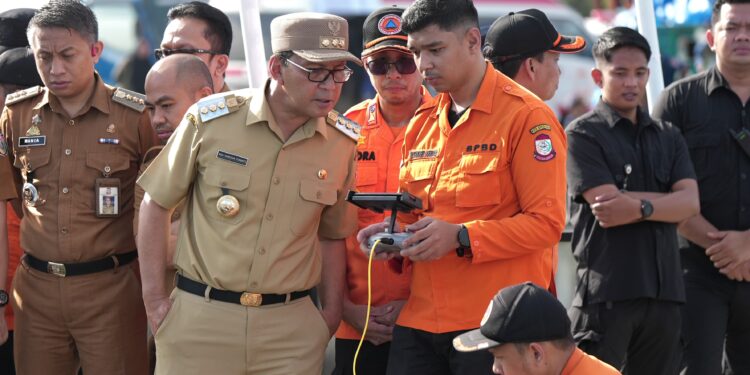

{"left": 271, "top": 12, "right": 361, "bottom": 65}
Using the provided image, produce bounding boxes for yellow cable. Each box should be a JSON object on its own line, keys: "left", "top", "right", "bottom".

{"left": 353, "top": 239, "right": 379, "bottom": 375}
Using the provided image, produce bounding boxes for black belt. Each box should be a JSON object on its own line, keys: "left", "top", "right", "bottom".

{"left": 176, "top": 274, "right": 310, "bottom": 307}
{"left": 25, "top": 250, "right": 138, "bottom": 277}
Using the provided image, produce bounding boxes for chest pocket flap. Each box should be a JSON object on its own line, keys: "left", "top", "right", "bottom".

{"left": 17, "top": 148, "right": 51, "bottom": 172}
{"left": 404, "top": 159, "right": 437, "bottom": 182}
{"left": 356, "top": 164, "right": 378, "bottom": 187}
{"left": 300, "top": 179, "right": 337, "bottom": 205}
{"left": 86, "top": 152, "right": 130, "bottom": 175}
{"left": 203, "top": 167, "right": 251, "bottom": 191}
{"left": 456, "top": 153, "right": 502, "bottom": 207}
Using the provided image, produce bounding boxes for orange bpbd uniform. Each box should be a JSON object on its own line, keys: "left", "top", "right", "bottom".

{"left": 397, "top": 63, "right": 566, "bottom": 333}
{"left": 4, "top": 202, "right": 21, "bottom": 331}
{"left": 335, "top": 88, "right": 431, "bottom": 340}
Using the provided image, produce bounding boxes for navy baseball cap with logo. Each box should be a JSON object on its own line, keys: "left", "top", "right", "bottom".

{"left": 361, "top": 6, "right": 409, "bottom": 58}
{"left": 453, "top": 282, "right": 571, "bottom": 352}
{"left": 484, "top": 8, "right": 586, "bottom": 62}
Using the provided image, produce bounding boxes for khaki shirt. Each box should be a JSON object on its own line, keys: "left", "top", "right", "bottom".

{"left": 137, "top": 85, "right": 358, "bottom": 293}
{"left": 0, "top": 75, "right": 158, "bottom": 262}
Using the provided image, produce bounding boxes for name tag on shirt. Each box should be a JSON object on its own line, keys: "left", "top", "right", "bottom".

{"left": 216, "top": 150, "right": 248, "bottom": 166}
{"left": 18, "top": 136, "right": 46, "bottom": 147}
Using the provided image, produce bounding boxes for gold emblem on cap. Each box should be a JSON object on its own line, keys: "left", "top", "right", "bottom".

{"left": 106, "top": 124, "right": 116, "bottom": 133}
{"left": 217, "top": 194, "right": 240, "bottom": 217}
{"left": 321, "top": 38, "right": 331, "bottom": 47}
{"left": 328, "top": 21, "right": 341, "bottom": 36}
{"left": 317, "top": 169, "right": 328, "bottom": 180}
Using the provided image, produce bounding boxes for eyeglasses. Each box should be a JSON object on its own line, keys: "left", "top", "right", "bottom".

{"left": 366, "top": 57, "right": 417, "bottom": 76}
{"left": 154, "top": 48, "right": 223, "bottom": 60}
{"left": 284, "top": 58, "right": 353, "bottom": 83}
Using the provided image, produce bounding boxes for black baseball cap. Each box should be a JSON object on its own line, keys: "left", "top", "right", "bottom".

{"left": 0, "top": 8, "right": 36, "bottom": 55}
{"left": 0, "top": 47, "right": 43, "bottom": 87}
{"left": 484, "top": 9, "right": 585, "bottom": 62}
{"left": 361, "top": 6, "right": 409, "bottom": 58}
{"left": 453, "top": 282, "right": 570, "bottom": 352}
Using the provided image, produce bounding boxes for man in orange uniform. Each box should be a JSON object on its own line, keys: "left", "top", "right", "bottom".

{"left": 358, "top": 0, "right": 567, "bottom": 373}
{"left": 453, "top": 282, "right": 620, "bottom": 375}
{"left": 333, "top": 6, "right": 431, "bottom": 375}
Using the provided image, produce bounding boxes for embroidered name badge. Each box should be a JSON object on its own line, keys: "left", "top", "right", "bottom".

{"left": 533, "top": 134, "right": 556, "bottom": 161}
{"left": 18, "top": 136, "right": 46, "bottom": 147}
{"left": 409, "top": 149, "right": 439, "bottom": 160}
{"left": 217, "top": 150, "right": 248, "bottom": 166}
{"left": 529, "top": 124, "right": 552, "bottom": 134}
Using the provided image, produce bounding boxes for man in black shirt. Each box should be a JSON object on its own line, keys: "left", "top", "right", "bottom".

{"left": 653, "top": 1, "right": 750, "bottom": 373}
{"left": 566, "top": 27, "right": 699, "bottom": 374}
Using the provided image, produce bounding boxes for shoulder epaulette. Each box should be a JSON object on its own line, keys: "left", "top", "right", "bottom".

{"left": 113, "top": 87, "right": 146, "bottom": 112}
{"left": 196, "top": 92, "right": 247, "bottom": 123}
{"left": 5, "top": 86, "right": 42, "bottom": 105}
{"left": 326, "top": 110, "right": 361, "bottom": 141}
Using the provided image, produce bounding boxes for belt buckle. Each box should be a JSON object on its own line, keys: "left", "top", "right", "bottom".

{"left": 240, "top": 292, "right": 262, "bottom": 307}
{"left": 47, "top": 261, "right": 66, "bottom": 277}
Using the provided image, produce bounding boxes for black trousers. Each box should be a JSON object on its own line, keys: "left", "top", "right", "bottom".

{"left": 680, "top": 266, "right": 750, "bottom": 375}
{"left": 0, "top": 330, "right": 15, "bottom": 375}
{"left": 332, "top": 338, "right": 391, "bottom": 375}
{"left": 569, "top": 298, "right": 682, "bottom": 375}
{"left": 385, "top": 325, "right": 493, "bottom": 375}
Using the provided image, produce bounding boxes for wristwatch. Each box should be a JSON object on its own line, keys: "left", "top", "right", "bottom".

{"left": 640, "top": 199, "right": 654, "bottom": 220}
{"left": 0, "top": 290, "right": 8, "bottom": 308}
{"left": 456, "top": 225, "right": 472, "bottom": 258}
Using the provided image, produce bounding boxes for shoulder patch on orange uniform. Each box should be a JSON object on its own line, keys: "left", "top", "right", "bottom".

{"left": 529, "top": 124, "right": 552, "bottom": 134}
{"left": 533, "top": 133, "right": 556, "bottom": 162}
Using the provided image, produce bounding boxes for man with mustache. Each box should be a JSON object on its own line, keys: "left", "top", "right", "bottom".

{"left": 565, "top": 27, "right": 698, "bottom": 373}
{"left": 137, "top": 12, "right": 360, "bottom": 374}
{"left": 137, "top": 53, "right": 213, "bottom": 374}
{"left": 333, "top": 6, "right": 431, "bottom": 375}
{"left": 357, "top": 0, "right": 567, "bottom": 373}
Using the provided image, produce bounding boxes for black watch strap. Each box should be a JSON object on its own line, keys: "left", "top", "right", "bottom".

{"left": 456, "top": 225, "right": 472, "bottom": 258}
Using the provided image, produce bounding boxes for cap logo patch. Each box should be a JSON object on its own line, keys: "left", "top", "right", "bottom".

{"left": 480, "top": 301, "right": 494, "bottom": 326}
{"left": 378, "top": 14, "right": 402, "bottom": 35}
{"left": 533, "top": 134, "right": 556, "bottom": 161}
{"left": 328, "top": 21, "right": 341, "bottom": 36}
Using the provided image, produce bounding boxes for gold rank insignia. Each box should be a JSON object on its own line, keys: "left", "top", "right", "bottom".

{"left": 197, "top": 91, "right": 248, "bottom": 123}
{"left": 106, "top": 124, "right": 116, "bottom": 133}
{"left": 5, "top": 86, "right": 42, "bottom": 106}
{"left": 326, "top": 110, "right": 361, "bottom": 141}
{"left": 112, "top": 87, "right": 146, "bottom": 112}
{"left": 27, "top": 114, "right": 42, "bottom": 136}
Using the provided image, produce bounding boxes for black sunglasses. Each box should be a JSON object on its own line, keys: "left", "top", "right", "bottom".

{"left": 154, "top": 48, "right": 223, "bottom": 60}
{"left": 366, "top": 57, "right": 417, "bottom": 75}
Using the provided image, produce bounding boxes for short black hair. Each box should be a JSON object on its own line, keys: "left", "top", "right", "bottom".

{"left": 28, "top": 0, "right": 98, "bottom": 43}
{"left": 487, "top": 52, "right": 545, "bottom": 79}
{"left": 711, "top": 0, "right": 750, "bottom": 26}
{"left": 592, "top": 27, "right": 651, "bottom": 64}
{"left": 167, "top": 1, "right": 232, "bottom": 55}
{"left": 402, "top": 0, "right": 479, "bottom": 34}
{"left": 512, "top": 334, "right": 575, "bottom": 355}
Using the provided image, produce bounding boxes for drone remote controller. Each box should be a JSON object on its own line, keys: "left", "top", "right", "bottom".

{"left": 346, "top": 192, "right": 423, "bottom": 255}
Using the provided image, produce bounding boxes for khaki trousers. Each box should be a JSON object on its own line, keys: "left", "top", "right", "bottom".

{"left": 154, "top": 289, "right": 330, "bottom": 375}
{"left": 12, "top": 260, "right": 148, "bottom": 375}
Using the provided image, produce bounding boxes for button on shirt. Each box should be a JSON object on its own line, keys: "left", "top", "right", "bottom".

{"left": 137, "top": 85, "right": 358, "bottom": 293}
{"left": 395, "top": 64, "right": 567, "bottom": 333}
{"left": 653, "top": 66, "right": 750, "bottom": 275}
{"left": 566, "top": 101, "right": 695, "bottom": 306}
{"left": 0, "top": 76, "right": 157, "bottom": 262}
{"left": 335, "top": 89, "right": 431, "bottom": 340}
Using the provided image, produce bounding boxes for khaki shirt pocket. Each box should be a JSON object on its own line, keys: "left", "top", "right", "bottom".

{"left": 291, "top": 179, "right": 337, "bottom": 236}
{"left": 201, "top": 167, "right": 252, "bottom": 224}
{"left": 456, "top": 153, "right": 503, "bottom": 207}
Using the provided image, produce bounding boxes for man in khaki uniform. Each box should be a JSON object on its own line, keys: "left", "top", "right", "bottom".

{"left": 137, "top": 12, "right": 361, "bottom": 374}
{"left": 138, "top": 53, "right": 214, "bottom": 375}
{"left": 0, "top": 1, "right": 157, "bottom": 374}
